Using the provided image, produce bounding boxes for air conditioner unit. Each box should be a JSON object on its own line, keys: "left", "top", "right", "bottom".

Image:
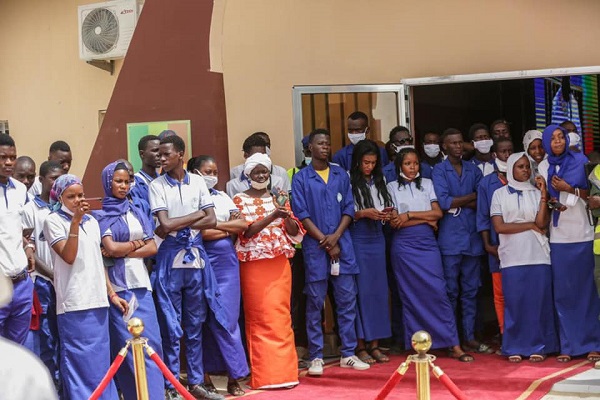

{"left": 78, "top": 0, "right": 142, "bottom": 61}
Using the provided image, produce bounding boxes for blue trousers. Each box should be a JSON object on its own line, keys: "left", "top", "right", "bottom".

{"left": 305, "top": 275, "right": 357, "bottom": 359}
{"left": 156, "top": 268, "right": 207, "bottom": 387}
{"left": 441, "top": 255, "right": 480, "bottom": 341}
{"left": 109, "top": 288, "right": 164, "bottom": 400}
{"left": 35, "top": 278, "right": 59, "bottom": 381}
{"left": 58, "top": 307, "right": 117, "bottom": 400}
{"left": 0, "top": 275, "right": 33, "bottom": 345}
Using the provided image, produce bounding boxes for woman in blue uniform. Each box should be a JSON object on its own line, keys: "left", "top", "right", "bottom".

{"left": 538, "top": 124, "right": 600, "bottom": 362}
{"left": 349, "top": 140, "right": 392, "bottom": 364}
{"left": 188, "top": 156, "right": 249, "bottom": 396}
{"left": 491, "top": 152, "right": 558, "bottom": 362}
{"left": 388, "top": 148, "right": 472, "bottom": 362}
{"left": 94, "top": 161, "right": 164, "bottom": 399}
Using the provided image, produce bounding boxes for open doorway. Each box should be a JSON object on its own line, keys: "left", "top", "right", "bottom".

{"left": 404, "top": 67, "right": 600, "bottom": 154}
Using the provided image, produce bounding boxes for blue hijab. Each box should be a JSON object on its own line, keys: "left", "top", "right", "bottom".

{"left": 542, "top": 124, "right": 588, "bottom": 226}
{"left": 94, "top": 161, "right": 154, "bottom": 288}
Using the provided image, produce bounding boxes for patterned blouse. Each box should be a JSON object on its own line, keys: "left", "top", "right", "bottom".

{"left": 233, "top": 193, "right": 304, "bottom": 262}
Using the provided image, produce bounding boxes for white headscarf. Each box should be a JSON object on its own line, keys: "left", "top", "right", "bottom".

{"left": 507, "top": 152, "right": 536, "bottom": 192}
{"left": 522, "top": 130, "right": 543, "bottom": 152}
{"left": 243, "top": 152, "right": 272, "bottom": 177}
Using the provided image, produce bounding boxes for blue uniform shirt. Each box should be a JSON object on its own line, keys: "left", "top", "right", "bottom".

{"left": 432, "top": 159, "right": 485, "bottom": 256}
{"left": 291, "top": 163, "right": 358, "bottom": 282}
{"left": 420, "top": 160, "right": 443, "bottom": 179}
{"left": 476, "top": 172, "right": 506, "bottom": 272}
{"left": 332, "top": 143, "right": 388, "bottom": 171}
{"left": 383, "top": 162, "right": 396, "bottom": 183}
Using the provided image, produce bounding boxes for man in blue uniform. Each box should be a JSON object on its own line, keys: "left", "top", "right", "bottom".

{"left": 432, "top": 128, "right": 489, "bottom": 353}
{"left": 292, "top": 129, "right": 370, "bottom": 376}
{"left": 332, "top": 111, "right": 388, "bottom": 170}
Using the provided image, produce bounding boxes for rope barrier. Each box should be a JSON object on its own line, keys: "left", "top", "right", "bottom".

{"left": 374, "top": 361, "right": 410, "bottom": 400}
{"left": 146, "top": 344, "right": 196, "bottom": 400}
{"left": 89, "top": 344, "right": 129, "bottom": 400}
{"left": 431, "top": 364, "right": 468, "bottom": 400}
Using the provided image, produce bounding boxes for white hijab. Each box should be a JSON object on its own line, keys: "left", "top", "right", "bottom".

{"left": 243, "top": 153, "right": 272, "bottom": 177}
{"left": 507, "top": 152, "right": 536, "bottom": 192}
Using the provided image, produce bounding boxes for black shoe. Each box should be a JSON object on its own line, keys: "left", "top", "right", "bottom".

{"left": 165, "top": 388, "right": 184, "bottom": 400}
{"left": 188, "top": 384, "right": 225, "bottom": 400}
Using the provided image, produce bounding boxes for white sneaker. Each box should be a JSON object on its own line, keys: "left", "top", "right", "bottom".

{"left": 308, "top": 358, "right": 324, "bottom": 376}
{"left": 340, "top": 355, "right": 371, "bottom": 370}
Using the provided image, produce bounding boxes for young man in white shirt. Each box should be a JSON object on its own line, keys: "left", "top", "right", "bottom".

{"left": 149, "top": 135, "right": 226, "bottom": 400}
{"left": 29, "top": 141, "right": 72, "bottom": 196}
{"left": 0, "top": 134, "right": 35, "bottom": 345}
{"left": 21, "top": 160, "right": 63, "bottom": 383}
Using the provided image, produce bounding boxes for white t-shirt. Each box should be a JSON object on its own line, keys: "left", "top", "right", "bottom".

{"left": 490, "top": 186, "right": 551, "bottom": 268}
{"left": 43, "top": 213, "right": 108, "bottom": 314}
{"left": 104, "top": 211, "right": 152, "bottom": 292}
{"left": 0, "top": 178, "right": 28, "bottom": 277}
{"left": 149, "top": 171, "right": 214, "bottom": 269}
{"left": 22, "top": 197, "right": 53, "bottom": 282}
{"left": 538, "top": 160, "right": 594, "bottom": 243}
{"left": 387, "top": 178, "right": 437, "bottom": 212}
{"left": 211, "top": 190, "right": 237, "bottom": 223}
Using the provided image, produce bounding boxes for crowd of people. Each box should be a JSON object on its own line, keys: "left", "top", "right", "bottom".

{"left": 1, "top": 110, "right": 600, "bottom": 400}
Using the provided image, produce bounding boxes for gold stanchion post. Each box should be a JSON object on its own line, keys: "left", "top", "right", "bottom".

{"left": 128, "top": 317, "right": 150, "bottom": 400}
{"left": 411, "top": 331, "right": 432, "bottom": 400}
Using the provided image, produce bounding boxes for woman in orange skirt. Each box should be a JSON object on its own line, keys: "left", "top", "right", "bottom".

{"left": 233, "top": 153, "right": 305, "bottom": 389}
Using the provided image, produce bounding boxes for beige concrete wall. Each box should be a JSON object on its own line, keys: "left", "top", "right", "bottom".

{"left": 0, "top": 0, "right": 121, "bottom": 176}
{"left": 221, "top": 0, "right": 600, "bottom": 169}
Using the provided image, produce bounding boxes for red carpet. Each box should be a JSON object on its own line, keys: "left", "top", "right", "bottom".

{"left": 244, "top": 352, "right": 593, "bottom": 399}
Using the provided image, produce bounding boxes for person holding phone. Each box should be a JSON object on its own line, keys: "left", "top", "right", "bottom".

{"left": 491, "top": 152, "right": 558, "bottom": 363}
{"left": 93, "top": 161, "right": 164, "bottom": 400}
{"left": 43, "top": 174, "right": 122, "bottom": 399}
{"left": 388, "top": 148, "right": 472, "bottom": 362}
{"left": 291, "top": 129, "right": 371, "bottom": 376}
{"left": 538, "top": 124, "right": 600, "bottom": 363}
{"left": 233, "top": 152, "right": 304, "bottom": 390}
{"left": 348, "top": 139, "right": 392, "bottom": 364}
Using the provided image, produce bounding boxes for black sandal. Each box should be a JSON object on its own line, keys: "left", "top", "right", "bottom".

{"left": 204, "top": 382, "right": 218, "bottom": 394}
{"left": 368, "top": 346, "right": 390, "bottom": 363}
{"left": 356, "top": 348, "right": 376, "bottom": 365}
{"left": 227, "top": 381, "right": 245, "bottom": 397}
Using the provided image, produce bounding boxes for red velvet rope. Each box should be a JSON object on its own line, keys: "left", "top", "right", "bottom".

{"left": 375, "top": 369, "right": 405, "bottom": 400}
{"left": 89, "top": 352, "right": 126, "bottom": 400}
{"left": 148, "top": 352, "right": 196, "bottom": 400}
{"left": 438, "top": 373, "right": 468, "bottom": 400}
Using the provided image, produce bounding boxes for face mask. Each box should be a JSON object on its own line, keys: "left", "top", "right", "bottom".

{"left": 202, "top": 175, "right": 218, "bottom": 189}
{"left": 399, "top": 171, "right": 420, "bottom": 180}
{"left": 568, "top": 132, "right": 581, "bottom": 148}
{"left": 495, "top": 158, "right": 507, "bottom": 173}
{"left": 250, "top": 178, "right": 270, "bottom": 190}
{"left": 265, "top": 146, "right": 272, "bottom": 157}
{"left": 423, "top": 144, "right": 440, "bottom": 158}
{"left": 348, "top": 132, "right": 366, "bottom": 145}
{"left": 60, "top": 203, "right": 74, "bottom": 216}
{"left": 473, "top": 139, "right": 493, "bottom": 154}
{"left": 394, "top": 144, "right": 415, "bottom": 153}
{"left": 304, "top": 157, "right": 312, "bottom": 165}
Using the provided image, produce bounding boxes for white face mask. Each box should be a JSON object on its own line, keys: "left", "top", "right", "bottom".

{"left": 423, "top": 144, "right": 440, "bottom": 158}
{"left": 250, "top": 178, "right": 270, "bottom": 190}
{"left": 568, "top": 132, "right": 581, "bottom": 148}
{"left": 304, "top": 156, "right": 312, "bottom": 165}
{"left": 473, "top": 139, "right": 493, "bottom": 154}
{"left": 202, "top": 175, "right": 218, "bottom": 189}
{"left": 265, "top": 146, "right": 272, "bottom": 157}
{"left": 60, "top": 203, "right": 74, "bottom": 216}
{"left": 399, "top": 171, "right": 420, "bottom": 180}
{"left": 495, "top": 158, "right": 507, "bottom": 173}
{"left": 394, "top": 144, "right": 415, "bottom": 153}
{"left": 348, "top": 132, "right": 366, "bottom": 145}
